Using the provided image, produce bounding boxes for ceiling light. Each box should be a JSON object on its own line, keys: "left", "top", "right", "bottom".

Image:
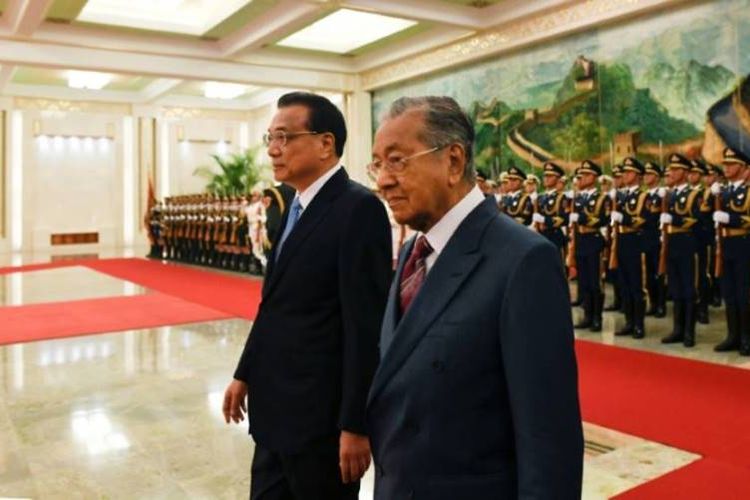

{"left": 67, "top": 71, "right": 112, "bottom": 90}
{"left": 277, "top": 9, "right": 417, "bottom": 54}
{"left": 203, "top": 81, "right": 246, "bottom": 100}
{"left": 77, "top": 0, "right": 249, "bottom": 36}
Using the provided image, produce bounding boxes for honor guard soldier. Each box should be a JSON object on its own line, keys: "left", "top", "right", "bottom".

{"left": 605, "top": 166, "right": 624, "bottom": 312}
{"left": 569, "top": 160, "right": 611, "bottom": 332}
{"left": 610, "top": 157, "right": 649, "bottom": 338}
{"left": 643, "top": 162, "right": 667, "bottom": 317}
{"left": 525, "top": 173, "right": 540, "bottom": 195}
{"left": 533, "top": 161, "right": 570, "bottom": 261}
{"left": 690, "top": 159, "right": 712, "bottom": 324}
{"left": 712, "top": 147, "right": 750, "bottom": 355}
{"left": 660, "top": 153, "right": 703, "bottom": 347}
{"left": 501, "top": 166, "right": 533, "bottom": 225}
{"left": 705, "top": 163, "right": 725, "bottom": 307}
{"left": 147, "top": 201, "right": 163, "bottom": 259}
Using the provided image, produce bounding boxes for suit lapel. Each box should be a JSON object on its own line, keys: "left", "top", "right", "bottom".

{"left": 368, "top": 198, "right": 497, "bottom": 405}
{"left": 262, "top": 168, "right": 349, "bottom": 300}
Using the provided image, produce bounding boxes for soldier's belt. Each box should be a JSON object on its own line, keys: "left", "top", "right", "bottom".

{"left": 721, "top": 228, "right": 750, "bottom": 237}
{"left": 617, "top": 227, "right": 640, "bottom": 234}
{"left": 577, "top": 227, "right": 600, "bottom": 234}
{"left": 667, "top": 226, "right": 692, "bottom": 234}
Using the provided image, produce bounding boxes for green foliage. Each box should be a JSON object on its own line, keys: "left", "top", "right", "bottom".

{"left": 193, "top": 147, "right": 270, "bottom": 196}
{"left": 550, "top": 112, "right": 602, "bottom": 159}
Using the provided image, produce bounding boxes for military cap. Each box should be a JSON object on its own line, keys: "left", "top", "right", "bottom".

{"left": 525, "top": 173, "right": 540, "bottom": 185}
{"left": 499, "top": 172, "right": 509, "bottom": 182}
{"left": 622, "top": 156, "right": 645, "bottom": 175}
{"left": 578, "top": 160, "right": 602, "bottom": 176}
{"left": 722, "top": 147, "right": 750, "bottom": 166}
{"left": 505, "top": 166, "right": 527, "bottom": 181}
{"left": 476, "top": 173, "right": 487, "bottom": 182}
{"left": 667, "top": 153, "right": 691, "bottom": 170}
{"left": 600, "top": 174, "right": 613, "bottom": 184}
{"left": 689, "top": 158, "right": 708, "bottom": 175}
{"left": 707, "top": 164, "right": 724, "bottom": 177}
{"left": 612, "top": 165, "right": 623, "bottom": 177}
{"left": 543, "top": 161, "right": 565, "bottom": 177}
{"left": 644, "top": 161, "right": 663, "bottom": 177}
{"left": 486, "top": 180, "right": 497, "bottom": 188}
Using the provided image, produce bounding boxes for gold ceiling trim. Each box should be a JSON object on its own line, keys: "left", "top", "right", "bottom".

{"left": 160, "top": 107, "right": 251, "bottom": 121}
{"left": 361, "top": 0, "right": 685, "bottom": 90}
{"left": 13, "top": 97, "right": 132, "bottom": 115}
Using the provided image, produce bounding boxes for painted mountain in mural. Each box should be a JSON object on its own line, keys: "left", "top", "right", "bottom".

{"left": 469, "top": 99, "right": 524, "bottom": 176}
{"left": 642, "top": 59, "right": 735, "bottom": 127}
{"left": 523, "top": 62, "right": 699, "bottom": 161}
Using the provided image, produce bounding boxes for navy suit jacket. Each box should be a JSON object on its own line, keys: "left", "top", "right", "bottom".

{"left": 234, "top": 168, "right": 392, "bottom": 453}
{"left": 367, "top": 197, "right": 583, "bottom": 499}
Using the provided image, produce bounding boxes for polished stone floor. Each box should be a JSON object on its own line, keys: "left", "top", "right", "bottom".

{"left": 0, "top": 247, "right": 742, "bottom": 499}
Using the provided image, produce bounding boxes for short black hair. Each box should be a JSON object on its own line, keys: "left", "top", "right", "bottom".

{"left": 277, "top": 92, "right": 347, "bottom": 157}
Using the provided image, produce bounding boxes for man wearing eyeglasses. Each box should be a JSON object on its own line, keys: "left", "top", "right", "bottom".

{"left": 223, "top": 92, "right": 392, "bottom": 500}
{"left": 366, "top": 96, "right": 583, "bottom": 500}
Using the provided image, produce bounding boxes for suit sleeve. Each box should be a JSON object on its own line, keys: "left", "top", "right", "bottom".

{"left": 337, "top": 194, "right": 393, "bottom": 434}
{"left": 499, "top": 241, "right": 584, "bottom": 499}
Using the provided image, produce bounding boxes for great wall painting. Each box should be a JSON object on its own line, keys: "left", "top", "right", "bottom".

{"left": 371, "top": 0, "right": 750, "bottom": 178}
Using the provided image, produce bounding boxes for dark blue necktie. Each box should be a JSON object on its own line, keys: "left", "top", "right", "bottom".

{"left": 275, "top": 197, "right": 302, "bottom": 262}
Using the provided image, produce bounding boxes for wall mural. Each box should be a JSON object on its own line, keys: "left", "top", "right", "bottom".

{"left": 371, "top": 0, "right": 750, "bottom": 178}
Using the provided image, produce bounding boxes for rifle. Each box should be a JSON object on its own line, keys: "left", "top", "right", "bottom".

{"left": 714, "top": 191, "right": 724, "bottom": 278}
{"left": 608, "top": 197, "right": 620, "bottom": 270}
{"left": 566, "top": 195, "right": 577, "bottom": 269}
{"left": 657, "top": 191, "right": 670, "bottom": 276}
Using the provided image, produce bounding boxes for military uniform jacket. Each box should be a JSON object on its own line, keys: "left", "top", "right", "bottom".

{"left": 667, "top": 185, "right": 702, "bottom": 257}
{"left": 573, "top": 189, "right": 611, "bottom": 256}
{"left": 643, "top": 188, "right": 663, "bottom": 251}
{"left": 718, "top": 182, "right": 750, "bottom": 258}
{"left": 538, "top": 190, "right": 569, "bottom": 248}
{"left": 697, "top": 186, "right": 715, "bottom": 245}
{"left": 502, "top": 191, "right": 533, "bottom": 225}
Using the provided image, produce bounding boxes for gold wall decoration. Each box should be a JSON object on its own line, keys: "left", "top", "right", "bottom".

{"left": 161, "top": 106, "right": 251, "bottom": 121}
{"left": 13, "top": 97, "right": 132, "bottom": 115}
{"left": 361, "top": 0, "right": 685, "bottom": 90}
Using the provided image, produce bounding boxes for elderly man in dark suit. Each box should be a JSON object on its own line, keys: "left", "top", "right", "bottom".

{"left": 223, "top": 92, "right": 392, "bottom": 500}
{"left": 367, "top": 96, "right": 583, "bottom": 500}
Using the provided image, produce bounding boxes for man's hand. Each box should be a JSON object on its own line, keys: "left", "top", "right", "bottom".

{"left": 339, "top": 431, "right": 371, "bottom": 484}
{"left": 222, "top": 379, "right": 248, "bottom": 424}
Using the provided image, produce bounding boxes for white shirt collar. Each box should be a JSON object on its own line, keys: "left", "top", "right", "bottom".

{"left": 508, "top": 189, "right": 522, "bottom": 197}
{"left": 545, "top": 188, "right": 557, "bottom": 195}
{"left": 420, "top": 186, "right": 485, "bottom": 271}
{"left": 296, "top": 164, "right": 343, "bottom": 210}
{"left": 732, "top": 180, "right": 745, "bottom": 188}
{"left": 627, "top": 185, "right": 639, "bottom": 193}
{"left": 648, "top": 186, "right": 659, "bottom": 194}
{"left": 582, "top": 188, "right": 597, "bottom": 195}
{"left": 675, "top": 183, "right": 689, "bottom": 193}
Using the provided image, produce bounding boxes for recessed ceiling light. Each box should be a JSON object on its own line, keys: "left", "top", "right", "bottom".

{"left": 277, "top": 9, "right": 417, "bottom": 54}
{"left": 77, "top": 0, "right": 249, "bottom": 36}
{"left": 204, "top": 81, "right": 247, "bottom": 100}
{"left": 67, "top": 71, "right": 112, "bottom": 90}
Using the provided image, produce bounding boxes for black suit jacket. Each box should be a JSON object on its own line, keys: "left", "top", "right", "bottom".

{"left": 367, "top": 198, "right": 583, "bottom": 499}
{"left": 234, "top": 168, "right": 392, "bottom": 453}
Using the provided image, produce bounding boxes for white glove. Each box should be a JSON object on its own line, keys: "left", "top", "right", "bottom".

{"left": 529, "top": 192, "right": 538, "bottom": 202}
{"left": 569, "top": 213, "right": 580, "bottom": 224}
{"left": 658, "top": 187, "right": 667, "bottom": 198}
{"left": 710, "top": 182, "right": 722, "bottom": 195}
{"left": 532, "top": 213, "right": 545, "bottom": 224}
{"left": 713, "top": 211, "right": 730, "bottom": 224}
{"left": 600, "top": 227, "right": 609, "bottom": 238}
{"left": 660, "top": 213, "right": 673, "bottom": 225}
{"left": 609, "top": 189, "right": 617, "bottom": 200}
{"left": 610, "top": 211, "right": 624, "bottom": 224}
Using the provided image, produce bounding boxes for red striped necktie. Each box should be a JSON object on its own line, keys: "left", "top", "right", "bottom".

{"left": 399, "top": 236, "right": 434, "bottom": 315}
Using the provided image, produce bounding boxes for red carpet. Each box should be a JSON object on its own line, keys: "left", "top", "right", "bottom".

{"left": 576, "top": 340, "right": 750, "bottom": 498}
{"left": 0, "top": 293, "right": 231, "bottom": 345}
{"left": 85, "top": 258, "right": 262, "bottom": 320}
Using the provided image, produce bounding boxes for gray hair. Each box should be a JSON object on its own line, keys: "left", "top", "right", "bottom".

{"left": 384, "top": 96, "right": 476, "bottom": 183}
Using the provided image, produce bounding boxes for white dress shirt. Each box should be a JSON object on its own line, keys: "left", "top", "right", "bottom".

{"left": 420, "top": 186, "right": 485, "bottom": 273}
{"left": 295, "top": 164, "right": 343, "bottom": 212}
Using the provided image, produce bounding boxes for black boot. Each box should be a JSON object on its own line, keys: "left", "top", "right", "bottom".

{"left": 740, "top": 306, "right": 750, "bottom": 356}
{"left": 632, "top": 299, "right": 646, "bottom": 339}
{"left": 654, "top": 278, "right": 667, "bottom": 318}
{"left": 574, "top": 293, "right": 592, "bottom": 329}
{"left": 711, "top": 277, "right": 722, "bottom": 307}
{"left": 683, "top": 302, "right": 697, "bottom": 348}
{"left": 715, "top": 305, "right": 740, "bottom": 352}
{"left": 615, "top": 298, "right": 633, "bottom": 336}
{"left": 590, "top": 293, "right": 604, "bottom": 332}
{"left": 662, "top": 300, "right": 684, "bottom": 344}
{"left": 696, "top": 291, "right": 710, "bottom": 325}
{"left": 646, "top": 285, "right": 658, "bottom": 316}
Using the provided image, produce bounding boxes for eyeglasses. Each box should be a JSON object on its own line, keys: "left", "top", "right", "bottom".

{"left": 262, "top": 130, "right": 319, "bottom": 147}
{"left": 367, "top": 145, "right": 446, "bottom": 178}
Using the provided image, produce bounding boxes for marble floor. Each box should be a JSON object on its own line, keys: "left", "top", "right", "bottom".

{"left": 0, "top": 248, "right": 743, "bottom": 499}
